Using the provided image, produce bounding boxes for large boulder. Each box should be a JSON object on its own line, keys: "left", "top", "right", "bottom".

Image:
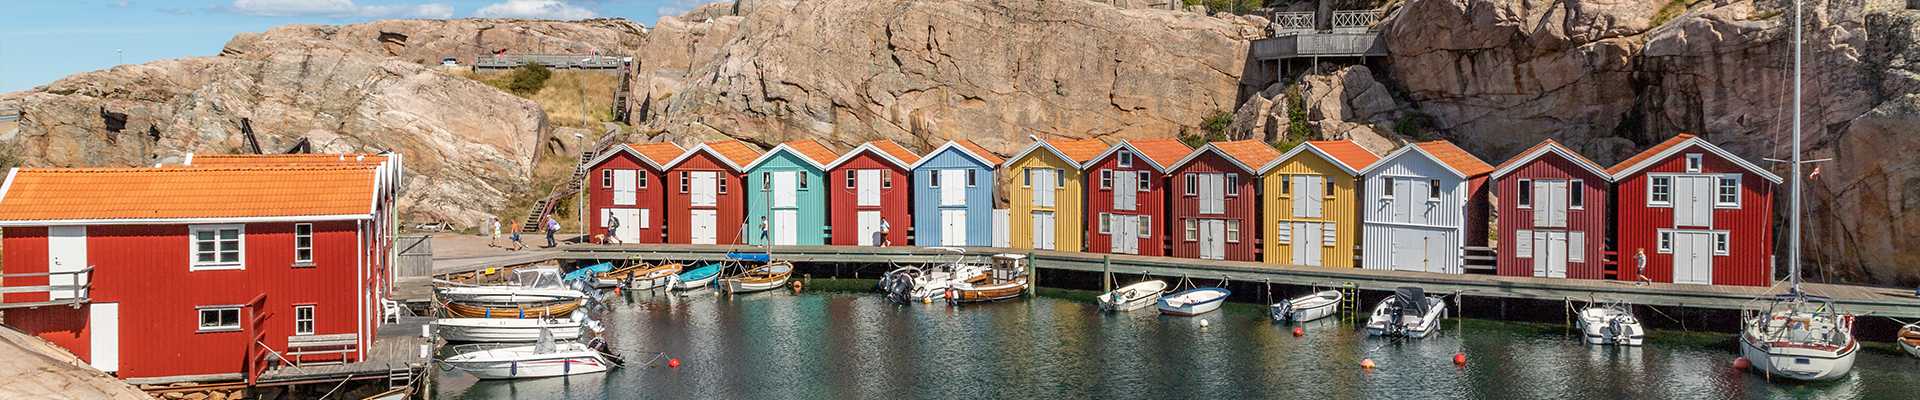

{"left": 1809, "top": 6, "right": 1920, "bottom": 286}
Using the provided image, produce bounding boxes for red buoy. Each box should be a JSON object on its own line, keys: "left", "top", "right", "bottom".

{"left": 668, "top": 358, "right": 681, "bottom": 368}
{"left": 1732, "top": 357, "right": 1751, "bottom": 370}
{"left": 1292, "top": 327, "right": 1304, "bottom": 337}
{"left": 1453, "top": 352, "right": 1467, "bottom": 366}
{"left": 1360, "top": 358, "right": 1376, "bottom": 369}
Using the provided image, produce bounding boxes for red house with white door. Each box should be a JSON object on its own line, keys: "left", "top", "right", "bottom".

{"left": 1489, "top": 139, "right": 1612, "bottom": 280}
{"left": 1166, "top": 140, "right": 1277, "bottom": 261}
{"left": 1610, "top": 134, "right": 1779, "bottom": 286}
{"left": 0, "top": 158, "right": 400, "bottom": 380}
{"left": 1084, "top": 139, "right": 1191, "bottom": 256}
{"left": 585, "top": 142, "right": 685, "bottom": 244}
{"left": 824, "top": 140, "right": 919, "bottom": 246}
{"left": 661, "top": 140, "right": 761, "bottom": 245}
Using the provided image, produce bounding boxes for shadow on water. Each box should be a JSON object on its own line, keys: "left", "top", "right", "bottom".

{"left": 436, "top": 281, "right": 1911, "bottom": 399}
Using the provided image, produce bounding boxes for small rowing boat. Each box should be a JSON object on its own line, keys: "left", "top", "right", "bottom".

{"left": 1269, "top": 290, "right": 1341, "bottom": 323}
{"left": 1900, "top": 323, "right": 1920, "bottom": 358}
{"left": 444, "top": 299, "right": 584, "bottom": 319}
{"left": 438, "top": 268, "right": 585, "bottom": 304}
{"left": 1157, "top": 287, "right": 1229, "bottom": 316}
{"left": 593, "top": 262, "right": 649, "bottom": 288}
{"left": 722, "top": 261, "right": 795, "bottom": 294}
{"left": 1098, "top": 280, "right": 1166, "bottom": 312}
{"left": 673, "top": 264, "right": 723, "bottom": 290}
{"left": 626, "top": 263, "right": 684, "bottom": 290}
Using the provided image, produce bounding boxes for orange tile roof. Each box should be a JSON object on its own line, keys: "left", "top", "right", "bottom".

{"left": 190, "top": 153, "right": 389, "bottom": 166}
{"left": 0, "top": 166, "right": 378, "bottom": 223}
{"left": 951, "top": 139, "right": 1003, "bottom": 165}
{"left": 1309, "top": 140, "right": 1380, "bottom": 171}
{"left": 1129, "top": 139, "right": 1194, "bottom": 168}
{"left": 1047, "top": 138, "right": 1108, "bottom": 163}
{"left": 781, "top": 139, "right": 840, "bottom": 166}
{"left": 630, "top": 142, "right": 686, "bottom": 167}
{"left": 1606, "top": 133, "right": 1696, "bottom": 175}
{"left": 1212, "top": 140, "right": 1281, "bottom": 171}
{"left": 1492, "top": 139, "right": 1605, "bottom": 175}
{"left": 1415, "top": 140, "right": 1494, "bottom": 177}
{"left": 705, "top": 140, "right": 764, "bottom": 168}
{"left": 868, "top": 140, "right": 922, "bottom": 165}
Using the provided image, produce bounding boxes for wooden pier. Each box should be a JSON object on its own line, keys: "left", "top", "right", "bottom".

{"left": 123, "top": 317, "right": 430, "bottom": 396}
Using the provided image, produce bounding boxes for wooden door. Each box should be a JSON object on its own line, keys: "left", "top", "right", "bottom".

{"left": 610, "top": 208, "right": 641, "bottom": 243}
{"left": 940, "top": 169, "right": 967, "bottom": 206}
{"left": 690, "top": 171, "right": 719, "bottom": 207}
{"left": 48, "top": 226, "right": 86, "bottom": 300}
{"left": 1031, "top": 211, "right": 1056, "bottom": 250}
{"left": 1113, "top": 170, "right": 1135, "bottom": 211}
{"left": 857, "top": 170, "right": 881, "bottom": 207}
{"left": 773, "top": 171, "right": 798, "bottom": 208}
{"left": 690, "top": 210, "right": 718, "bottom": 244}
{"left": 613, "top": 170, "right": 638, "bottom": 205}
{"left": 90, "top": 303, "right": 118, "bottom": 373}
{"left": 941, "top": 209, "right": 967, "bottom": 246}
{"left": 1295, "top": 175, "right": 1323, "bottom": 218}
{"left": 1674, "top": 176, "right": 1714, "bottom": 227}
{"left": 1673, "top": 231, "right": 1714, "bottom": 284}
{"left": 772, "top": 209, "right": 798, "bottom": 245}
{"left": 1293, "top": 222, "right": 1322, "bottom": 266}
{"left": 858, "top": 211, "right": 882, "bottom": 246}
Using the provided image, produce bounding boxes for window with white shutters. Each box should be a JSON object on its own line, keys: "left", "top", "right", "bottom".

{"left": 1514, "top": 230, "right": 1533, "bottom": 258}
{"left": 1321, "top": 224, "right": 1336, "bottom": 247}
{"left": 1276, "top": 221, "right": 1291, "bottom": 244}
{"left": 1137, "top": 171, "right": 1149, "bottom": 192}
{"left": 1568, "top": 232, "right": 1586, "bottom": 262}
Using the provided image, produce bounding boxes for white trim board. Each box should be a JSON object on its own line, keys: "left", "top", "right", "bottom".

{"left": 1082, "top": 141, "right": 1176, "bottom": 172}
{"left": 824, "top": 142, "right": 916, "bottom": 170}
{"left": 1261, "top": 141, "right": 1373, "bottom": 176}
{"left": 745, "top": 142, "right": 833, "bottom": 171}
{"left": 1609, "top": 136, "right": 1783, "bottom": 184}
{"left": 1167, "top": 142, "right": 1258, "bottom": 173}
{"left": 0, "top": 214, "right": 374, "bottom": 227}
{"left": 908, "top": 141, "right": 1001, "bottom": 170}
{"left": 661, "top": 142, "right": 753, "bottom": 172}
{"left": 1488, "top": 141, "right": 1612, "bottom": 181}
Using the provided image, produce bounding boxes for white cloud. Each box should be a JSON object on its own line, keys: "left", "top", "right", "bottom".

{"left": 654, "top": 0, "right": 706, "bottom": 18}
{"left": 229, "top": 0, "right": 453, "bottom": 18}
{"left": 475, "top": 0, "right": 596, "bottom": 20}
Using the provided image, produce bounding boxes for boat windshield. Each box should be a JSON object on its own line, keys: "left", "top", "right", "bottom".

{"left": 512, "top": 268, "right": 567, "bottom": 289}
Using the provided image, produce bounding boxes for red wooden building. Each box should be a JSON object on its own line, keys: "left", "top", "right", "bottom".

{"left": 661, "top": 140, "right": 761, "bottom": 245}
{"left": 585, "top": 142, "right": 685, "bottom": 244}
{"left": 1609, "top": 134, "right": 1780, "bottom": 286}
{"left": 1489, "top": 139, "right": 1612, "bottom": 280}
{"left": 1084, "top": 139, "right": 1190, "bottom": 256}
{"left": 1166, "top": 140, "right": 1277, "bottom": 261}
{"left": 824, "top": 140, "right": 920, "bottom": 246}
{"left": 0, "top": 157, "right": 401, "bottom": 380}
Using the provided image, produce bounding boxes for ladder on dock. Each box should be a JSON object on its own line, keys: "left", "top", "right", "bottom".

{"left": 1339, "top": 282, "right": 1359, "bottom": 321}
{"left": 386, "top": 365, "right": 412, "bottom": 389}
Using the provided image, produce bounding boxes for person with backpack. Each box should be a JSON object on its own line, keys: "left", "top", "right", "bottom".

{"left": 605, "top": 214, "right": 622, "bottom": 244}
{"left": 544, "top": 216, "right": 561, "bottom": 248}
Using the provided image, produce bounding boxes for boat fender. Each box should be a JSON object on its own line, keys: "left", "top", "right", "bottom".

{"left": 1732, "top": 357, "right": 1751, "bottom": 370}
{"left": 1199, "top": 319, "right": 1210, "bottom": 328}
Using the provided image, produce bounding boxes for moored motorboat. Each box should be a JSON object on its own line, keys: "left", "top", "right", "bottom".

{"left": 945, "top": 254, "right": 1030, "bottom": 304}
{"left": 626, "top": 263, "right": 684, "bottom": 290}
{"left": 673, "top": 264, "right": 723, "bottom": 290}
{"left": 1576, "top": 302, "right": 1644, "bottom": 346}
{"left": 722, "top": 261, "right": 795, "bottom": 294}
{"left": 1365, "top": 287, "right": 1446, "bottom": 338}
{"left": 1739, "top": 293, "right": 1858, "bottom": 381}
{"left": 433, "top": 312, "right": 593, "bottom": 342}
{"left": 888, "top": 262, "right": 991, "bottom": 303}
{"left": 1900, "top": 323, "right": 1920, "bottom": 358}
{"left": 442, "top": 338, "right": 618, "bottom": 380}
{"left": 1098, "top": 280, "right": 1167, "bottom": 312}
{"left": 437, "top": 268, "right": 585, "bottom": 304}
{"left": 1157, "top": 287, "right": 1230, "bottom": 317}
{"left": 444, "top": 299, "right": 584, "bottom": 319}
{"left": 1269, "top": 290, "right": 1342, "bottom": 323}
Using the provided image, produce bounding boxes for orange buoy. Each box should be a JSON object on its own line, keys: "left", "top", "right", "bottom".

{"left": 668, "top": 358, "right": 681, "bottom": 368}
{"left": 1453, "top": 353, "right": 1467, "bottom": 366}
{"left": 1292, "top": 327, "right": 1305, "bottom": 337}
{"left": 1360, "top": 358, "right": 1376, "bottom": 369}
{"left": 1732, "top": 357, "right": 1751, "bottom": 370}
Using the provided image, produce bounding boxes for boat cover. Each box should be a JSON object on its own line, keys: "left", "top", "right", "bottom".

{"left": 1393, "top": 287, "right": 1429, "bottom": 316}
{"left": 727, "top": 252, "right": 771, "bottom": 262}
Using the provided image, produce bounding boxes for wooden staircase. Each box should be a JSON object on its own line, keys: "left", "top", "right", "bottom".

{"left": 520, "top": 129, "right": 624, "bottom": 233}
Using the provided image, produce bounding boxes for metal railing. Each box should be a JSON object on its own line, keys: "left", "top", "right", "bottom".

{"left": 475, "top": 54, "right": 625, "bottom": 70}
{"left": 0, "top": 267, "right": 93, "bottom": 308}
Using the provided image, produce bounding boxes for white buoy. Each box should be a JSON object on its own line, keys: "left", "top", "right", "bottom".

{"left": 1200, "top": 319, "right": 1211, "bottom": 328}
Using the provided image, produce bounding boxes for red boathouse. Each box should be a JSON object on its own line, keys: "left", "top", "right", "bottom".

{"left": 1489, "top": 139, "right": 1613, "bottom": 280}
{"left": 1610, "top": 134, "right": 1780, "bottom": 286}
{"left": 0, "top": 157, "right": 401, "bottom": 380}
{"left": 585, "top": 142, "right": 685, "bottom": 244}
{"left": 1166, "top": 140, "right": 1277, "bottom": 261}
{"left": 824, "top": 140, "right": 920, "bottom": 246}
{"left": 661, "top": 140, "right": 761, "bottom": 245}
{"left": 1084, "top": 139, "right": 1190, "bottom": 256}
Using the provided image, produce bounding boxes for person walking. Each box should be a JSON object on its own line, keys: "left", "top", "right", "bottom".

{"left": 605, "top": 214, "right": 622, "bottom": 244}
{"left": 877, "top": 218, "right": 892, "bottom": 246}
{"left": 1634, "top": 248, "right": 1649, "bottom": 286}
{"left": 544, "top": 215, "right": 561, "bottom": 248}
{"left": 488, "top": 216, "right": 501, "bottom": 247}
{"left": 509, "top": 230, "right": 525, "bottom": 251}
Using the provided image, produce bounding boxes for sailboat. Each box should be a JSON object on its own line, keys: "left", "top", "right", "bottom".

{"left": 1736, "top": 2, "right": 1858, "bottom": 381}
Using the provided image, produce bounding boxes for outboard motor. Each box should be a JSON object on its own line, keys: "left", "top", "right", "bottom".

{"left": 885, "top": 271, "right": 918, "bottom": 304}
{"left": 1272, "top": 301, "right": 1295, "bottom": 322}
{"left": 1606, "top": 316, "right": 1627, "bottom": 344}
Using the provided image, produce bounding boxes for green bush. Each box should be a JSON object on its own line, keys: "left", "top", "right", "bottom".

{"left": 1394, "top": 111, "right": 1436, "bottom": 140}
{"left": 0, "top": 146, "right": 19, "bottom": 171}
{"left": 506, "top": 63, "right": 553, "bottom": 96}
{"left": 1183, "top": 111, "right": 1234, "bottom": 148}
{"left": 1184, "top": 0, "right": 1265, "bottom": 14}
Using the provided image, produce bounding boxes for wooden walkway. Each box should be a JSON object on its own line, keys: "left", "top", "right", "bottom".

{"left": 542, "top": 244, "right": 1920, "bottom": 319}
{"left": 259, "top": 317, "right": 429, "bottom": 385}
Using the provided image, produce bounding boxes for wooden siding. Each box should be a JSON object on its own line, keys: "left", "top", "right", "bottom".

{"left": 744, "top": 151, "right": 830, "bottom": 246}
{"left": 826, "top": 152, "right": 912, "bottom": 246}
{"left": 1168, "top": 152, "right": 1260, "bottom": 261}
{"left": 1006, "top": 150, "right": 1084, "bottom": 252}
{"left": 1084, "top": 150, "right": 1170, "bottom": 256}
{"left": 665, "top": 152, "right": 748, "bottom": 245}
{"left": 1361, "top": 152, "right": 1469, "bottom": 274}
{"left": 1261, "top": 151, "right": 1361, "bottom": 268}
{"left": 910, "top": 147, "right": 996, "bottom": 246}
{"left": 587, "top": 152, "right": 668, "bottom": 243}
{"left": 1493, "top": 152, "right": 1611, "bottom": 279}
{"left": 1615, "top": 150, "right": 1776, "bottom": 287}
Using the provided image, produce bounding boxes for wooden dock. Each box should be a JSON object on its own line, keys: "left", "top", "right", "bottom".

{"left": 124, "top": 317, "right": 430, "bottom": 392}
{"left": 535, "top": 244, "right": 1920, "bottom": 319}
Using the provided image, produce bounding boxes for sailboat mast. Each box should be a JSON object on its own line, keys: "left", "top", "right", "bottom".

{"left": 1789, "top": 0, "right": 1804, "bottom": 292}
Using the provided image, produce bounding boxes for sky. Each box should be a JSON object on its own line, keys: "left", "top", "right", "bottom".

{"left": 0, "top": 0, "right": 703, "bottom": 93}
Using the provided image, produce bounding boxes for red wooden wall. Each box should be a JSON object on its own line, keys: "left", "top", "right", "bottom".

{"left": 664, "top": 152, "right": 747, "bottom": 245}
{"left": 1615, "top": 151, "right": 1776, "bottom": 287}
{"left": 826, "top": 152, "right": 912, "bottom": 246}
{"left": 1083, "top": 151, "right": 1169, "bottom": 256}
{"left": 1167, "top": 152, "right": 1259, "bottom": 261}
{"left": 587, "top": 152, "right": 668, "bottom": 243}
{"left": 1494, "top": 153, "right": 1611, "bottom": 279}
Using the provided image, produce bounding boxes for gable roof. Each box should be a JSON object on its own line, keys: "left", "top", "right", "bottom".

{"left": 1488, "top": 138, "right": 1611, "bottom": 181}
{"left": 909, "top": 139, "right": 1003, "bottom": 169}
{"left": 587, "top": 142, "right": 686, "bottom": 170}
{"left": 1361, "top": 140, "right": 1494, "bottom": 178}
{"left": 825, "top": 139, "right": 921, "bottom": 169}
{"left": 747, "top": 139, "right": 840, "bottom": 170}
{"left": 1263, "top": 140, "right": 1379, "bottom": 175}
{"left": 1085, "top": 139, "right": 1192, "bottom": 172}
{"left": 1605, "top": 133, "right": 1782, "bottom": 183}
{"left": 663, "top": 140, "right": 763, "bottom": 172}
{"left": 0, "top": 166, "right": 379, "bottom": 226}
{"left": 1005, "top": 137, "right": 1106, "bottom": 168}
{"left": 1169, "top": 140, "right": 1277, "bottom": 173}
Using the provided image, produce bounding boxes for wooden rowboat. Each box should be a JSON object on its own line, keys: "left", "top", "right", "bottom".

{"left": 722, "top": 261, "right": 794, "bottom": 294}
{"left": 594, "top": 262, "right": 652, "bottom": 287}
{"left": 1900, "top": 324, "right": 1920, "bottom": 358}
{"left": 627, "top": 263, "right": 685, "bottom": 290}
{"left": 946, "top": 276, "right": 1028, "bottom": 304}
{"left": 445, "top": 299, "right": 583, "bottom": 319}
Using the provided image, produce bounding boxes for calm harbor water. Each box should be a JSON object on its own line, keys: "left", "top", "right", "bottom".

{"left": 434, "top": 283, "right": 1917, "bottom": 399}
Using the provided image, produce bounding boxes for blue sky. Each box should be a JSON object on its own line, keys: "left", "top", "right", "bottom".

{"left": 0, "top": 0, "right": 699, "bottom": 92}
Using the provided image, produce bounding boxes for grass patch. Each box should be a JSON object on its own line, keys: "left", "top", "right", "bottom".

{"left": 1393, "top": 111, "right": 1437, "bottom": 140}
{"left": 1651, "top": 0, "right": 1693, "bottom": 27}
{"left": 456, "top": 69, "right": 621, "bottom": 129}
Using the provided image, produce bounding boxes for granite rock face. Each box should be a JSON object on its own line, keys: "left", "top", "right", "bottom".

{"left": 223, "top": 18, "right": 647, "bottom": 66}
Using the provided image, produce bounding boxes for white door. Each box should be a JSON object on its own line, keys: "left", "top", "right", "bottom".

{"left": 941, "top": 209, "right": 967, "bottom": 246}
{"left": 1673, "top": 232, "right": 1714, "bottom": 284}
{"left": 1387, "top": 178, "right": 1411, "bottom": 223}
{"left": 1294, "top": 176, "right": 1324, "bottom": 218}
{"left": 1405, "top": 178, "right": 1432, "bottom": 225}
{"left": 940, "top": 170, "right": 967, "bottom": 206}
{"left": 1111, "top": 215, "right": 1138, "bottom": 254}
{"left": 857, "top": 170, "right": 882, "bottom": 207}
{"left": 1292, "top": 222, "right": 1322, "bottom": 266}
{"left": 690, "top": 171, "right": 719, "bottom": 207}
{"left": 1532, "top": 180, "right": 1568, "bottom": 228}
{"left": 690, "top": 210, "right": 718, "bottom": 244}
{"left": 89, "top": 303, "right": 118, "bottom": 373}
{"left": 1532, "top": 231, "right": 1567, "bottom": 278}
{"left": 48, "top": 226, "right": 86, "bottom": 300}
{"left": 1031, "top": 211, "right": 1056, "bottom": 250}
{"left": 1674, "top": 176, "right": 1714, "bottom": 227}
{"left": 610, "top": 208, "right": 641, "bottom": 243}
{"left": 772, "top": 171, "right": 798, "bottom": 208}
{"left": 613, "top": 170, "right": 638, "bottom": 205}
{"left": 1032, "top": 169, "right": 1058, "bottom": 208}
{"left": 772, "top": 209, "right": 798, "bottom": 245}
{"left": 1199, "top": 174, "right": 1226, "bottom": 215}
{"left": 1390, "top": 228, "right": 1424, "bottom": 271}
{"left": 857, "top": 211, "right": 882, "bottom": 246}
{"left": 1196, "top": 219, "right": 1227, "bottom": 260}
{"left": 1113, "top": 171, "right": 1135, "bottom": 211}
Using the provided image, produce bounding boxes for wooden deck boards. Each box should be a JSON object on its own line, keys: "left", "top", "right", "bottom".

{"left": 261, "top": 317, "right": 429, "bottom": 383}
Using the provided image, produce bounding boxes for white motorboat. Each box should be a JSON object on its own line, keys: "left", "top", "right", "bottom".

{"left": 885, "top": 263, "right": 991, "bottom": 303}
{"left": 1366, "top": 287, "right": 1447, "bottom": 338}
{"left": 1576, "top": 302, "right": 1645, "bottom": 346}
{"left": 1739, "top": 293, "right": 1858, "bottom": 381}
{"left": 443, "top": 336, "right": 619, "bottom": 380}
{"left": 437, "top": 268, "right": 586, "bottom": 304}
{"left": 1270, "top": 290, "right": 1342, "bottom": 323}
{"left": 1157, "top": 287, "right": 1230, "bottom": 317}
{"left": 1899, "top": 323, "right": 1920, "bottom": 358}
{"left": 433, "top": 312, "right": 596, "bottom": 343}
{"left": 1098, "top": 280, "right": 1167, "bottom": 312}
{"left": 722, "top": 261, "right": 794, "bottom": 294}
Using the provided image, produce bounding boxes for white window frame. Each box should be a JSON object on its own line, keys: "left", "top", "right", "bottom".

{"left": 601, "top": 169, "right": 613, "bottom": 188}
{"left": 1713, "top": 232, "right": 1730, "bottom": 255}
{"left": 1136, "top": 171, "right": 1149, "bottom": 192}
{"left": 293, "top": 223, "right": 314, "bottom": 266}
{"left": 798, "top": 173, "right": 809, "bottom": 190}
{"left": 636, "top": 172, "right": 648, "bottom": 189}
{"left": 1685, "top": 153, "right": 1703, "bottom": 173}
{"left": 884, "top": 171, "right": 894, "bottom": 189}
{"left": 1118, "top": 151, "right": 1133, "bottom": 168}
{"left": 1657, "top": 230, "right": 1674, "bottom": 254}
{"left": 1183, "top": 174, "right": 1197, "bottom": 196}
{"left": 197, "top": 306, "right": 242, "bottom": 333}
{"left": 1427, "top": 179, "right": 1442, "bottom": 202}
{"left": 1715, "top": 175, "right": 1741, "bottom": 208}
{"left": 1100, "top": 170, "right": 1113, "bottom": 190}
{"left": 928, "top": 170, "right": 940, "bottom": 187}
{"left": 718, "top": 173, "right": 728, "bottom": 194}
{"left": 1225, "top": 174, "right": 1239, "bottom": 197}
{"left": 1098, "top": 213, "right": 1111, "bottom": 234}
{"left": 1382, "top": 177, "right": 1395, "bottom": 199}
{"left": 1649, "top": 176, "right": 1673, "bottom": 206}
{"left": 1325, "top": 179, "right": 1336, "bottom": 199}
{"left": 294, "top": 304, "right": 315, "bottom": 336}
{"left": 848, "top": 170, "right": 858, "bottom": 189}
{"left": 1569, "top": 180, "right": 1585, "bottom": 210}
{"left": 1055, "top": 168, "right": 1066, "bottom": 189}
{"left": 1225, "top": 220, "right": 1241, "bottom": 243}
{"left": 761, "top": 172, "right": 772, "bottom": 192}
{"left": 1280, "top": 175, "right": 1291, "bottom": 195}
{"left": 1516, "top": 179, "right": 1532, "bottom": 208}
{"left": 1183, "top": 219, "right": 1197, "bottom": 242}
{"left": 190, "top": 224, "right": 246, "bottom": 271}
{"left": 679, "top": 171, "right": 690, "bottom": 193}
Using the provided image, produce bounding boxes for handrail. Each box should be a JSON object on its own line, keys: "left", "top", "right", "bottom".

{"left": 1331, "top": 10, "right": 1384, "bottom": 31}
{"left": 0, "top": 266, "right": 95, "bottom": 279}
{"left": 1269, "top": 11, "right": 1315, "bottom": 31}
